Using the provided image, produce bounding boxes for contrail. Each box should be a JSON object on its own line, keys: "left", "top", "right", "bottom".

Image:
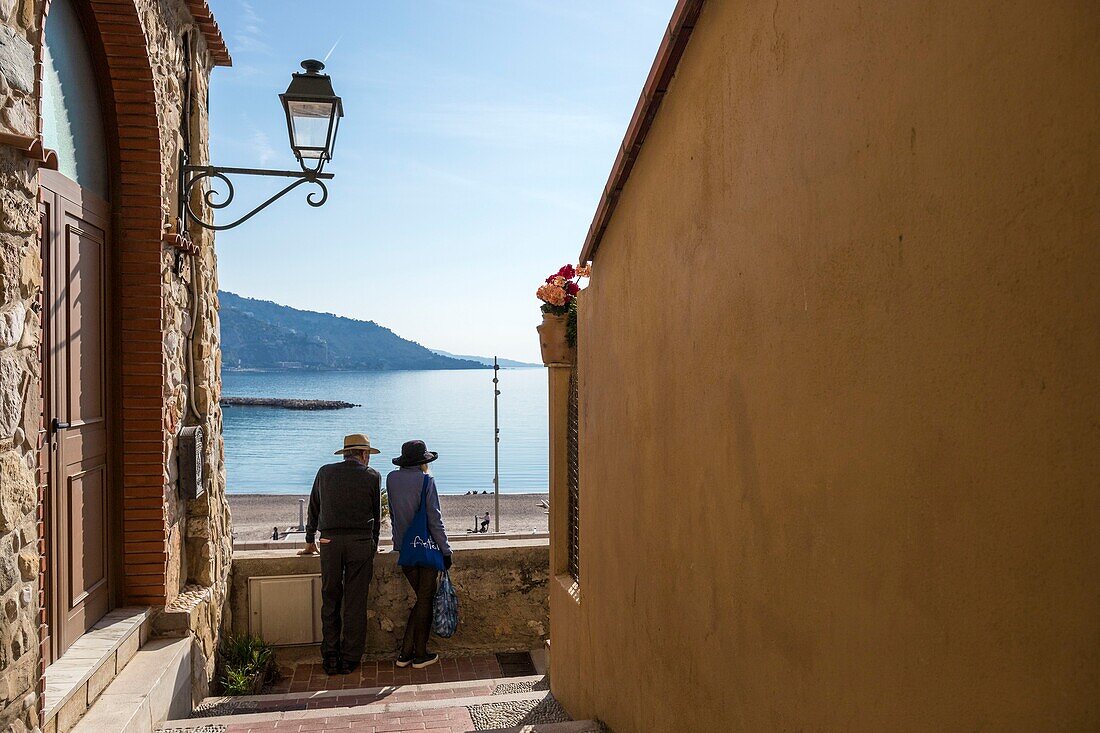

{"left": 323, "top": 35, "right": 343, "bottom": 63}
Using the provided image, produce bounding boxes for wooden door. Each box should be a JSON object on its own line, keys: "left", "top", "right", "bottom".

{"left": 40, "top": 168, "right": 112, "bottom": 659}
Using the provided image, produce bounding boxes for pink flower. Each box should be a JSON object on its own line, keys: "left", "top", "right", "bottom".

{"left": 537, "top": 283, "right": 568, "bottom": 306}
{"left": 552, "top": 275, "right": 567, "bottom": 287}
{"left": 576, "top": 264, "right": 591, "bottom": 278}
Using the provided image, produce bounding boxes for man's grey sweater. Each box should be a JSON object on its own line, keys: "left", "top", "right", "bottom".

{"left": 305, "top": 458, "right": 381, "bottom": 545}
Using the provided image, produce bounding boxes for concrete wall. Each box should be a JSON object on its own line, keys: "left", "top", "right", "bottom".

{"left": 551, "top": 1, "right": 1100, "bottom": 731}
{"left": 230, "top": 541, "right": 550, "bottom": 659}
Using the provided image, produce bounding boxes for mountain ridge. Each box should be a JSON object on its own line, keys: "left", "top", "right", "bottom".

{"left": 429, "top": 350, "right": 539, "bottom": 368}
{"left": 218, "top": 291, "right": 487, "bottom": 371}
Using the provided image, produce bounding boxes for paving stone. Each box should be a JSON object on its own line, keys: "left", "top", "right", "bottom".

{"left": 467, "top": 694, "right": 571, "bottom": 730}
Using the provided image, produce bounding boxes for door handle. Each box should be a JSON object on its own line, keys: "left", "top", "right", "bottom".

{"left": 51, "top": 418, "right": 70, "bottom": 433}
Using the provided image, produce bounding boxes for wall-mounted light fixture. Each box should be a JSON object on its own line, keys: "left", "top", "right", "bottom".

{"left": 178, "top": 59, "right": 343, "bottom": 232}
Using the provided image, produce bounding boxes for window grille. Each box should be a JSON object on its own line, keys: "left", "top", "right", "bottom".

{"left": 567, "top": 366, "right": 580, "bottom": 582}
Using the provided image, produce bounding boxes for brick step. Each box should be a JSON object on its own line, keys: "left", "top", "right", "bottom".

{"left": 189, "top": 675, "right": 545, "bottom": 717}
{"left": 159, "top": 688, "right": 583, "bottom": 732}
{"left": 269, "top": 652, "right": 526, "bottom": 694}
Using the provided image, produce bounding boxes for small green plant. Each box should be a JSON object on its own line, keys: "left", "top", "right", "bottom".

{"left": 218, "top": 633, "right": 278, "bottom": 696}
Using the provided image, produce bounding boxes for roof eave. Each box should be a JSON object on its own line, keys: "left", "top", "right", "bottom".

{"left": 185, "top": 0, "right": 232, "bottom": 67}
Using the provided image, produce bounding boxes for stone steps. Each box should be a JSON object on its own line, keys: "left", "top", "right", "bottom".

{"left": 70, "top": 637, "right": 192, "bottom": 733}
{"left": 158, "top": 677, "right": 596, "bottom": 732}
{"left": 43, "top": 607, "right": 151, "bottom": 733}
{"left": 189, "top": 675, "right": 545, "bottom": 717}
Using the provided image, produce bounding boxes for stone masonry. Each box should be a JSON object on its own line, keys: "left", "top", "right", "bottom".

{"left": 138, "top": 0, "right": 233, "bottom": 701}
{"left": 0, "top": 3, "right": 48, "bottom": 728}
{"left": 229, "top": 543, "right": 551, "bottom": 659}
{"left": 0, "top": 1, "right": 232, "bottom": 730}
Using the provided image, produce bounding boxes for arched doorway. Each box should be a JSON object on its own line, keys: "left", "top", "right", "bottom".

{"left": 39, "top": 0, "right": 114, "bottom": 661}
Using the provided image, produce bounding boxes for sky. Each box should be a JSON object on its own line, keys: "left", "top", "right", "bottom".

{"left": 205, "top": 0, "right": 677, "bottom": 362}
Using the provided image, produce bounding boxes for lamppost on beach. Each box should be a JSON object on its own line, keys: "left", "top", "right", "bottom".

{"left": 493, "top": 357, "right": 500, "bottom": 533}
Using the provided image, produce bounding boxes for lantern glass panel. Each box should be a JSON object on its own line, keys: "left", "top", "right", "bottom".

{"left": 287, "top": 99, "right": 334, "bottom": 158}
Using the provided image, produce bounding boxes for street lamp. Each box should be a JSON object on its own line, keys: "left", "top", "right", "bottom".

{"left": 177, "top": 58, "right": 344, "bottom": 233}
{"left": 281, "top": 60, "right": 343, "bottom": 172}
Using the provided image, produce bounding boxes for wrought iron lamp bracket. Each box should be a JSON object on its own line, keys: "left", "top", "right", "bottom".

{"left": 180, "top": 164, "right": 335, "bottom": 232}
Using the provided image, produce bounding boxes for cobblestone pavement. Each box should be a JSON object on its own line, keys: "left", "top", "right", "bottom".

{"left": 490, "top": 676, "right": 550, "bottom": 695}
{"left": 467, "top": 693, "right": 570, "bottom": 729}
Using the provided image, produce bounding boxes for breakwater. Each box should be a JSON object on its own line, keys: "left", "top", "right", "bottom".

{"left": 220, "top": 397, "right": 359, "bottom": 410}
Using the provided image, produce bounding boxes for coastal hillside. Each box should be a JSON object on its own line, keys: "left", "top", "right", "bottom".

{"left": 218, "top": 291, "right": 485, "bottom": 371}
{"left": 429, "top": 350, "right": 539, "bottom": 368}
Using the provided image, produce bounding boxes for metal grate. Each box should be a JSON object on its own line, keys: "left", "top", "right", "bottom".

{"left": 567, "top": 366, "right": 580, "bottom": 582}
{"left": 495, "top": 651, "right": 537, "bottom": 676}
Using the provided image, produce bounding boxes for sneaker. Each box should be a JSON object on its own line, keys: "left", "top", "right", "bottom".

{"left": 411, "top": 653, "right": 439, "bottom": 669}
{"left": 395, "top": 653, "right": 414, "bottom": 668}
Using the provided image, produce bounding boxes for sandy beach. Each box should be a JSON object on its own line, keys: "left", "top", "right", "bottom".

{"left": 228, "top": 492, "right": 549, "bottom": 542}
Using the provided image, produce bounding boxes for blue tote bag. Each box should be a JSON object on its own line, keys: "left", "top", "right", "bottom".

{"left": 433, "top": 570, "right": 459, "bottom": 638}
{"left": 398, "top": 474, "right": 446, "bottom": 571}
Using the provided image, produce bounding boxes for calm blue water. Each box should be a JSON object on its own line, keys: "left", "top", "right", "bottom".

{"left": 221, "top": 368, "right": 548, "bottom": 495}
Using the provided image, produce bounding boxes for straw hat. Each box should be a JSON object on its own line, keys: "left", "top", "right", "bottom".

{"left": 335, "top": 433, "right": 381, "bottom": 455}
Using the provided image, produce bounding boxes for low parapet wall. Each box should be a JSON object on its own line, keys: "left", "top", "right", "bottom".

{"left": 228, "top": 538, "right": 549, "bottom": 659}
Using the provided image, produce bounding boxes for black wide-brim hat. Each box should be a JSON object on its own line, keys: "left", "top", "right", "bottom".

{"left": 392, "top": 439, "right": 439, "bottom": 467}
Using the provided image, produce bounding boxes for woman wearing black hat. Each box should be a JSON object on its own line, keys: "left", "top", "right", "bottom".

{"left": 387, "top": 440, "right": 452, "bottom": 669}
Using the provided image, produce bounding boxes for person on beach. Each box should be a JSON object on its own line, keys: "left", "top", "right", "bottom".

{"left": 387, "top": 440, "right": 452, "bottom": 669}
{"left": 298, "top": 434, "right": 382, "bottom": 676}
{"left": 480, "top": 512, "right": 490, "bottom": 533}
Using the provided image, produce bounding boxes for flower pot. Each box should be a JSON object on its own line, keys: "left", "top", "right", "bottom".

{"left": 537, "top": 313, "right": 575, "bottom": 366}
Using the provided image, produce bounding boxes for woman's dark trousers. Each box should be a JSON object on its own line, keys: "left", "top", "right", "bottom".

{"left": 319, "top": 535, "right": 376, "bottom": 664}
{"left": 400, "top": 565, "right": 438, "bottom": 658}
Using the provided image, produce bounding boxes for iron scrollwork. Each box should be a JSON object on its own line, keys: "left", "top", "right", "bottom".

{"left": 180, "top": 164, "right": 335, "bottom": 232}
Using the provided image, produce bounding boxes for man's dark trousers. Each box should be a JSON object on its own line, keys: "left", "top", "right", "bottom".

{"left": 319, "top": 533, "right": 376, "bottom": 663}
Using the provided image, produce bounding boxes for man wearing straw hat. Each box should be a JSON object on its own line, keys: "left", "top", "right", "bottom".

{"left": 299, "top": 434, "right": 382, "bottom": 675}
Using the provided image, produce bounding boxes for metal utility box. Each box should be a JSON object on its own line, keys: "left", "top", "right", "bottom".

{"left": 248, "top": 575, "right": 323, "bottom": 645}
{"left": 177, "top": 425, "right": 205, "bottom": 499}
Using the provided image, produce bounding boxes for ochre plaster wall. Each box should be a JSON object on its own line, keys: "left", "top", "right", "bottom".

{"left": 551, "top": 1, "right": 1100, "bottom": 731}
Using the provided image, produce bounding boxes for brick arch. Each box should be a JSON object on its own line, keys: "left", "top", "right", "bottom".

{"left": 85, "top": 0, "right": 170, "bottom": 607}
{"left": 37, "top": 0, "right": 169, "bottom": 607}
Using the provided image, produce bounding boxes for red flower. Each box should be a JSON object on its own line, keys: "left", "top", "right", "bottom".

{"left": 557, "top": 264, "right": 576, "bottom": 279}
{"left": 565, "top": 281, "right": 580, "bottom": 295}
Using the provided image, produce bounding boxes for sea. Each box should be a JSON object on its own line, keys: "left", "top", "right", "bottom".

{"left": 221, "top": 367, "right": 548, "bottom": 495}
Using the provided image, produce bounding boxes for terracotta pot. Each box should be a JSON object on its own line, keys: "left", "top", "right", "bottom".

{"left": 537, "top": 313, "right": 575, "bottom": 366}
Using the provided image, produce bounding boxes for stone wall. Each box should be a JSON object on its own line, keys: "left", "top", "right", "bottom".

{"left": 1, "top": 3, "right": 47, "bottom": 731}
{"left": 229, "top": 543, "right": 550, "bottom": 659}
{"left": 0, "top": 0, "right": 232, "bottom": 728}
{"left": 134, "top": 0, "right": 232, "bottom": 698}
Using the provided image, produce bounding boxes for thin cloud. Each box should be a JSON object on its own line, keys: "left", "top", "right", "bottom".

{"left": 231, "top": 1, "right": 271, "bottom": 55}
{"left": 394, "top": 102, "right": 619, "bottom": 148}
{"left": 250, "top": 129, "right": 276, "bottom": 166}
